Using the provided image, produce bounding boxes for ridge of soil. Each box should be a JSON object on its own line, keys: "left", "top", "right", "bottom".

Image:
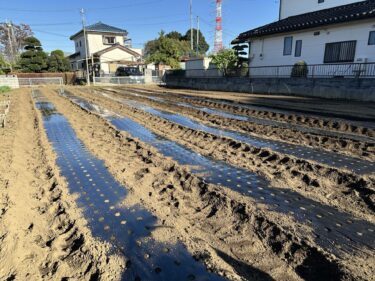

{"left": 0, "top": 89, "right": 124, "bottom": 280}
{"left": 44, "top": 88, "right": 370, "bottom": 281}
{"left": 101, "top": 87, "right": 375, "bottom": 161}
{"left": 70, "top": 88, "right": 375, "bottom": 223}
{"left": 121, "top": 85, "right": 375, "bottom": 138}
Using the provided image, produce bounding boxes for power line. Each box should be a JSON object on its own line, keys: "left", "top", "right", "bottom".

{"left": 80, "top": 8, "right": 91, "bottom": 86}
{"left": 32, "top": 29, "right": 70, "bottom": 38}
{"left": 0, "top": 0, "right": 164, "bottom": 13}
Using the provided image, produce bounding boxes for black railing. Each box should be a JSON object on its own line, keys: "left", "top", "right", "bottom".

{"left": 166, "top": 62, "right": 375, "bottom": 79}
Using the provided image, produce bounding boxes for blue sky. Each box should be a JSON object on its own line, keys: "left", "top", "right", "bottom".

{"left": 0, "top": 0, "right": 280, "bottom": 53}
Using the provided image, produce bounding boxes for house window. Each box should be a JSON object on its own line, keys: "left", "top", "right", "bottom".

{"left": 369, "top": 31, "right": 375, "bottom": 45}
{"left": 283, "top": 36, "right": 293, "bottom": 56}
{"left": 103, "top": 36, "right": 116, "bottom": 45}
{"left": 76, "top": 42, "right": 78, "bottom": 47}
{"left": 79, "top": 41, "right": 82, "bottom": 47}
{"left": 324, "top": 41, "right": 356, "bottom": 63}
{"left": 295, "top": 40, "right": 302, "bottom": 57}
{"left": 318, "top": 0, "right": 324, "bottom": 3}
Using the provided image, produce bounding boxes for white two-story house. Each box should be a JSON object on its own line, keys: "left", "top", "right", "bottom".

{"left": 69, "top": 22, "right": 143, "bottom": 75}
{"left": 233, "top": 0, "right": 375, "bottom": 77}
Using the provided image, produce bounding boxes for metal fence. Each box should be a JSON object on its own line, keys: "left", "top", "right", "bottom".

{"left": 0, "top": 76, "right": 64, "bottom": 89}
{"left": 166, "top": 62, "right": 375, "bottom": 79}
{"left": 94, "top": 76, "right": 163, "bottom": 85}
{"left": 18, "top": 77, "right": 64, "bottom": 87}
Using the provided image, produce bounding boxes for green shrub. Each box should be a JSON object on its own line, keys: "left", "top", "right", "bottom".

{"left": 291, "top": 61, "right": 308, "bottom": 78}
{"left": 0, "top": 86, "right": 11, "bottom": 93}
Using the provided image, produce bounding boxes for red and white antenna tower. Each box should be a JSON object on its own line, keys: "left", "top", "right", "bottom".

{"left": 214, "top": 0, "right": 223, "bottom": 53}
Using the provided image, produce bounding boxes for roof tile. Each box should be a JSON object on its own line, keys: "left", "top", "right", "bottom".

{"left": 233, "top": 0, "right": 375, "bottom": 43}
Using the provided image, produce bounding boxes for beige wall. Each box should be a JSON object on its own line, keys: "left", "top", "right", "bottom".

{"left": 70, "top": 32, "right": 142, "bottom": 73}
{"left": 72, "top": 32, "right": 125, "bottom": 60}
{"left": 100, "top": 48, "right": 138, "bottom": 63}
{"left": 87, "top": 33, "right": 125, "bottom": 55}
{"left": 99, "top": 48, "right": 141, "bottom": 74}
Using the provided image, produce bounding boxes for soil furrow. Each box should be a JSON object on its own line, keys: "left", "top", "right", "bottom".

{"left": 120, "top": 86, "right": 375, "bottom": 138}
{"left": 33, "top": 92, "right": 230, "bottom": 281}
{"left": 45, "top": 88, "right": 375, "bottom": 281}
{"left": 0, "top": 89, "right": 123, "bottom": 280}
{"left": 68, "top": 88, "right": 375, "bottom": 223}
{"left": 104, "top": 87, "right": 375, "bottom": 162}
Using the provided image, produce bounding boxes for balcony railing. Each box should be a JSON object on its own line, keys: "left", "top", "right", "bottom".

{"left": 166, "top": 62, "right": 375, "bottom": 79}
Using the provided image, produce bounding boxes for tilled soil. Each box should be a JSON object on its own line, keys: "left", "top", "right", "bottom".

{"left": 98, "top": 87, "right": 375, "bottom": 163}
{"left": 71, "top": 87, "right": 375, "bottom": 223}
{"left": 121, "top": 86, "right": 375, "bottom": 138}
{"left": 2, "top": 86, "right": 374, "bottom": 281}
{"left": 52, "top": 87, "right": 375, "bottom": 280}
{"left": 0, "top": 89, "right": 124, "bottom": 280}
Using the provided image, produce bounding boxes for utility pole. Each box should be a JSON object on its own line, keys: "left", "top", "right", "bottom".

{"left": 6, "top": 20, "right": 14, "bottom": 65}
{"left": 91, "top": 55, "right": 95, "bottom": 85}
{"left": 190, "top": 0, "right": 193, "bottom": 52}
{"left": 10, "top": 21, "right": 17, "bottom": 56}
{"left": 196, "top": 16, "right": 200, "bottom": 55}
{"left": 80, "top": 8, "right": 90, "bottom": 86}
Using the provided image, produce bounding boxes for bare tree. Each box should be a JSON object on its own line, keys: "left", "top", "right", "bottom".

{"left": 0, "top": 23, "right": 33, "bottom": 62}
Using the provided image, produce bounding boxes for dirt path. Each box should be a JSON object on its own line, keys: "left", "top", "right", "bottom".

{"left": 0, "top": 89, "right": 124, "bottom": 280}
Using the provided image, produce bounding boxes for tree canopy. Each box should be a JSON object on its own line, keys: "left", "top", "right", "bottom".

{"left": 144, "top": 31, "right": 190, "bottom": 68}
{"left": 144, "top": 28, "right": 210, "bottom": 68}
{"left": 0, "top": 54, "right": 6, "bottom": 74}
{"left": 48, "top": 49, "right": 71, "bottom": 72}
{"left": 165, "top": 31, "right": 183, "bottom": 40}
{"left": 18, "top": 36, "right": 48, "bottom": 72}
{"left": 183, "top": 28, "right": 209, "bottom": 55}
{"left": 209, "top": 48, "right": 238, "bottom": 76}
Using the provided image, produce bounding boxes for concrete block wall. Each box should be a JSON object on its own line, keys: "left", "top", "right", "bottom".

{"left": 164, "top": 76, "right": 375, "bottom": 102}
{"left": 0, "top": 75, "right": 19, "bottom": 89}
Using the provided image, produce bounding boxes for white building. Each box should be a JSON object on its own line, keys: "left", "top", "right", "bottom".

{"left": 69, "top": 22, "right": 143, "bottom": 75}
{"left": 185, "top": 57, "right": 222, "bottom": 77}
{"left": 233, "top": 0, "right": 375, "bottom": 76}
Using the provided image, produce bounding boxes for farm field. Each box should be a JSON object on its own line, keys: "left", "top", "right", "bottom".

{"left": 0, "top": 85, "right": 374, "bottom": 281}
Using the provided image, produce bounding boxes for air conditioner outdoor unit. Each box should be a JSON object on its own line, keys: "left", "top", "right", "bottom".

{"left": 353, "top": 58, "right": 368, "bottom": 77}
{"left": 356, "top": 57, "right": 368, "bottom": 63}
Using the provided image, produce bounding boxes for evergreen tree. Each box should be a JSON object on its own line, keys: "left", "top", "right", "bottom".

{"left": 210, "top": 48, "right": 238, "bottom": 76}
{"left": 145, "top": 31, "right": 190, "bottom": 68}
{"left": 18, "top": 37, "right": 48, "bottom": 72}
{"left": 165, "top": 31, "right": 183, "bottom": 40}
{"left": 183, "top": 29, "right": 209, "bottom": 55}
{"left": 48, "top": 50, "right": 71, "bottom": 72}
{"left": 0, "top": 54, "right": 6, "bottom": 74}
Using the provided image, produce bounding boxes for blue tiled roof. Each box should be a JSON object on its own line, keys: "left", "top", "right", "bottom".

{"left": 86, "top": 22, "right": 127, "bottom": 34}
{"left": 70, "top": 22, "right": 127, "bottom": 39}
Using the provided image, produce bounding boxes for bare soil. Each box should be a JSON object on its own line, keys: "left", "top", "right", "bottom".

{"left": 101, "top": 87, "right": 375, "bottom": 162}
{"left": 1, "top": 86, "right": 374, "bottom": 281}
{"left": 0, "top": 89, "right": 124, "bottom": 280}
{"left": 72, "top": 87, "right": 375, "bottom": 223}
{"left": 123, "top": 85, "right": 375, "bottom": 138}
{"left": 54, "top": 87, "right": 374, "bottom": 280}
